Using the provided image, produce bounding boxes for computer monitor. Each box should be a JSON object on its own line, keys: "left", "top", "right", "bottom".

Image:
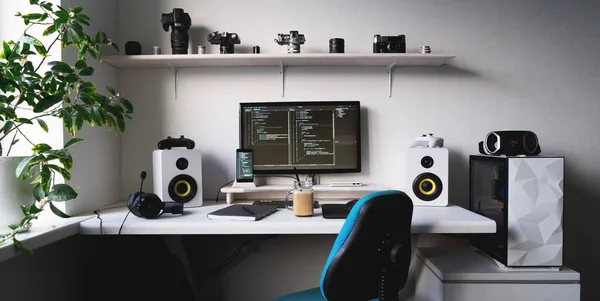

{"left": 239, "top": 101, "right": 361, "bottom": 174}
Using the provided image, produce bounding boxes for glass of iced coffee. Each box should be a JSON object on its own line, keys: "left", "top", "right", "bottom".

{"left": 284, "top": 181, "right": 314, "bottom": 217}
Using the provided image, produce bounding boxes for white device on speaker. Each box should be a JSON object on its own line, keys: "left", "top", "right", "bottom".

{"left": 406, "top": 147, "right": 449, "bottom": 207}
{"left": 153, "top": 149, "right": 203, "bottom": 207}
{"left": 408, "top": 133, "right": 444, "bottom": 148}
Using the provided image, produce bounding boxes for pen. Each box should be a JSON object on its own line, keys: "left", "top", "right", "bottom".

{"left": 243, "top": 206, "right": 256, "bottom": 216}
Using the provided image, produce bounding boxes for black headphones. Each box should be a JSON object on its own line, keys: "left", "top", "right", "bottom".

{"left": 127, "top": 171, "right": 184, "bottom": 218}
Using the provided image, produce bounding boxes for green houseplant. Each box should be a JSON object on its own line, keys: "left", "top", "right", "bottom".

{"left": 0, "top": 0, "right": 132, "bottom": 253}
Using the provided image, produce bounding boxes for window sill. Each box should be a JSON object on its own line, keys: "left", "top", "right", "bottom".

{"left": 0, "top": 212, "right": 93, "bottom": 263}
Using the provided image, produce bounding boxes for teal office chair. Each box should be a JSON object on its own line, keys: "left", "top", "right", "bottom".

{"left": 274, "top": 190, "right": 414, "bottom": 301}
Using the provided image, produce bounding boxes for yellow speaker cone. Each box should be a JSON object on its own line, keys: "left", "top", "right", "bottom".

{"left": 174, "top": 180, "right": 191, "bottom": 197}
{"left": 418, "top": 178, "right": 436, "bottom": 195}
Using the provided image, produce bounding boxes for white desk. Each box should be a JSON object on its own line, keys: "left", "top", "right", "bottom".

{"left": 76, "top": 201, "right": 495, "bottom": 301}
{"left": 78, "top": 201, "right": 496, "bottom": 235}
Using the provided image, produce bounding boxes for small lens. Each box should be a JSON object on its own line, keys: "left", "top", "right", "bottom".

{"left": 421, "top": 156, "right": 434, "bottom": 168}
{"left": 176, "top": 158, "right": 188, "bottom": 170}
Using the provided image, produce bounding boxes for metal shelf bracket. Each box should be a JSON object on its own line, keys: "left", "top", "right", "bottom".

{"left": 386, "top": 62, "right": 397, "bottom": 98}
{"left": 280, "top": 61, "right": 287, "bottom": 98}
{"left": 169, "top": 64, "right": 181, "bottom": 99}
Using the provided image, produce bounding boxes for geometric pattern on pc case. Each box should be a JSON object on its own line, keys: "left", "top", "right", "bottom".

{"left": 274, "top": 190, "right": 414, "bottom": 301}
{"left": 506, "top": 157, "right": 564, "bottom": 266}
{"left": 406, "top": 147, "right": 449, "bottom": 207}
{"left": 470, "top": 155, "right": 564, "bottom": 268}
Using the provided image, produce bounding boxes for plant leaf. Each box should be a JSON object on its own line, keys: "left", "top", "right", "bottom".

{"left": 13, "top": 238, "right": 34, "bottom": 256}
{"left": 106, "top": 85, "right": 116, "bottom": 96}
{"left": 111, "top": 42, "right": 120, "bottom": 53}
{"left": 18, "top": 118, "right": 33, "bottom": 125}
{"left": 75, "top": 60, "right": 87, "bottom": 69}
{"left": 49, "top": 61, "right": 72, "bottom": 73}
{"left": 119, "top": 98, "right": 133, "bottom": 113}
{"left": 49, "top": 202, "right": 70, "bottom": 218}
{"left": 28, "top": 204, "right": 42, "bottom": 215}
{"left": 79, "top": 66, "right": 94, "bottom": 76}
{"left": 47, "top": 164, "right": 71, "bottom": 181}
{"left": 32, "top": 184, "right": 45, "bottom": 202}
{"left": 32, "top": 143, "right": 52, "bottom": 153}
{"left": 64, "top": 137, "right": 84, "bottom": 148}
{"left": 33, "top": 94, "right": 61, "bottom": 113}
{"left": 1, "top": 41, "right": 11, "bottom": 60}
{"left": 36, "top": 119, "right": 49, "bottom": 133}
{"left": 20, "top": 34, "right": 44, "bottom": 47}
{"left": 47, "top": 184, "right": 78, "bottom": 202}
{"left": 2, "top": 121, "right": 14, "bottom": 134}
{"left": 8, "top": 224, "right": 18, "bottom": 230}
{"left": 16, "top": 155, "right": 36, "bottom": 178}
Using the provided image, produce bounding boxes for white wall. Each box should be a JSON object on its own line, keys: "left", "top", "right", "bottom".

{"left": 60, "top": 0, "right": 121, "bottom": 216}
{"left": 116, "top": 1, "right": 600, "bottom": 300}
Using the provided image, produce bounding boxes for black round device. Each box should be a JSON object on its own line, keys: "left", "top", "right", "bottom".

{"left": 329, "top": 38, "right": 345, "bottom": 53}
{"left": 127, "top": 171, "right": 184, "bottom": 218}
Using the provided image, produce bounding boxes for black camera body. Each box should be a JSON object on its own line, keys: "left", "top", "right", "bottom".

{"left": 373, "top": 34, "right": 406, "bottom": 53}
{"left": 161, "top": 8, "right": 192, "bottom": 54}
{"left": 274, "top": 31, "right": 306, "bottom": 53}
{"left": 207, "top": 31, "right": 241, "bottom": 54}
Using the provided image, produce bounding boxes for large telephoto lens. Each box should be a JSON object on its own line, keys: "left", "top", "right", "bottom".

{"left": 171, "top": 29, "right": 189, "bottom": 54}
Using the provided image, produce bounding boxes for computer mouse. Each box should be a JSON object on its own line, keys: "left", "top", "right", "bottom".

{"left": 346, "top": 199, "right": 359, "bottom": 211}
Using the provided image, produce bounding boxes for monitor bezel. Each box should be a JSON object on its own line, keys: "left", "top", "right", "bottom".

{"left": 239, "top": 100, "right": 362, "bottom": 175}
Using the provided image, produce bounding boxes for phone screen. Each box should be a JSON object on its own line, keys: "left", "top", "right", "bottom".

{"left": 236, "top": 149, "right": 254, "bottom": 182}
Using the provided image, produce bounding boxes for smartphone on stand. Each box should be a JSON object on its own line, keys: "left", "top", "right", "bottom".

{"left": 235, "top": 149, "right": 254, "bottom": 185}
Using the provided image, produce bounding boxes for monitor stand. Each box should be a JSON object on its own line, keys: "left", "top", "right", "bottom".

{"left": 231, "top": 177, "right": 265, "bottom": 188}
{"left": 231, "top": 181, "right": 257, "bottom": 188}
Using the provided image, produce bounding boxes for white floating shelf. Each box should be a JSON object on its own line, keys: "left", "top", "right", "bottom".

{"left": 103, "top": 53, "right": 455, "bottom": 97}
{"left": 103, "top": 53, "right": 454, "bottom": 69}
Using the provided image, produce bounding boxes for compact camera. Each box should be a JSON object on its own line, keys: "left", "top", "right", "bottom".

{"left": 274, "top": 31, "right": 306, "bottom": 53}
{"left": 373, "top": 34, "right": 406, "bottom": 53}
{"left": 207, "top": 31, "right": 241, "bottom": 54}
{"left": 161, "top": 8, "right": 192, "bottom": 54}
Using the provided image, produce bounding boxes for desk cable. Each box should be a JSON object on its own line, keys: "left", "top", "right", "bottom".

{"left": 115, "top": 205, "right": 202, "bottom": 235}
{"left": 93, "top": 204, "right": 127, "bottom": 235}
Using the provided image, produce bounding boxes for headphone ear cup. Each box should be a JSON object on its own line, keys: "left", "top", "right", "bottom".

{"left": 127, "top": 192, "right": 144, "bottom": 217}
{"left": 138, "top": 193, "right": 163, "bottom": 218}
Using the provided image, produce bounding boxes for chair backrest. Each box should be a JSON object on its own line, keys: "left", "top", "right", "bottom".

{"left": 319, "top": 190, "right": 414, "bottom": 301}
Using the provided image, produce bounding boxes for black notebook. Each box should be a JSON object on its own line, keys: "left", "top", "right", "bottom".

{"left": 207, "top": 205, "right": 278, "bottom": 221}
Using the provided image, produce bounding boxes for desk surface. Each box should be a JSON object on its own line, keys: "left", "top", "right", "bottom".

{"left": 79, "top": 201, "right": 496, "bottom": 235}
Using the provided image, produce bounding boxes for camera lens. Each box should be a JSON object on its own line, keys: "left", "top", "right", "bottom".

{"left": 329, "top": 38, "right": 345, "bottom": 53}
{"left": 176, "top": 158, "right": 189, "bottom": 170}
{"left": 421, "top": 156, "right": 434, "bottom": 169}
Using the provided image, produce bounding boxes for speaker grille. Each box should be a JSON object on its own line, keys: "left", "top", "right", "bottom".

{"left": 412, "top": 172, "right": 443, "bottom": 201}
{"left": 168, "top": 174, "right": 198, "bottom": 203}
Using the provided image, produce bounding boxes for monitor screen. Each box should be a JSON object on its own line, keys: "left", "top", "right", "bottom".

{"left": 239, "top": 101, "right": 361, "bottom": 174}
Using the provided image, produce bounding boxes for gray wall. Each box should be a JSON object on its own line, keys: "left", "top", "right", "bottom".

{"left": 1, "top": 0, "right": 598, "bottom": 300}
{"left": 115, "top": 1, "right": 599, "bottom": 300}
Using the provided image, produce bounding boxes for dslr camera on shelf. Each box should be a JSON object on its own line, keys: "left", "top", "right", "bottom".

{"left": 161, "top": 8, "right": 192, "bottom": 54}
{"left": 207, "top": 31, "right": 241, "bottom": 54}
{"left": 373, "top": 34, "right": 406, "bottom": 53}
{"left": 274, "top": 31, "right": 306, "bottom": 53}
